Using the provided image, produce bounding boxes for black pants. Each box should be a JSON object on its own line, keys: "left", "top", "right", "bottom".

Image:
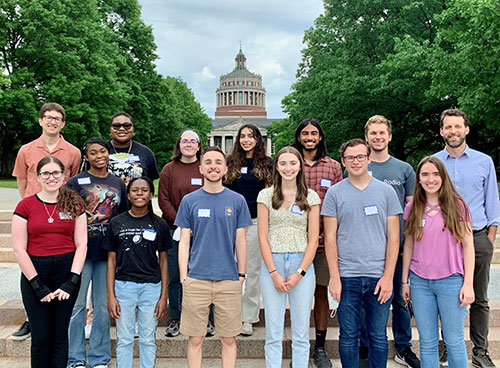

{"left": 21, "top": 252, "right": 80, "bottom": 368}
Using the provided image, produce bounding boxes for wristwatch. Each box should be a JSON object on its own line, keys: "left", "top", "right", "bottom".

{"left": 238, "top": 273, "right": 247, "bottom": 278}
{"left": 297, "top": 268, "right": 306, "bottom": 277}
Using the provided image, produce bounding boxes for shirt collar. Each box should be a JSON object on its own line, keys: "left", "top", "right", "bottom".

{"left": 444, "top": 144, "right": 470, "bottom": 159}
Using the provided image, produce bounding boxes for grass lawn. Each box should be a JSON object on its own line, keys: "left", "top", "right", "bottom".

{"left": 0, "top": 179, "right": 17, "bottom": 189}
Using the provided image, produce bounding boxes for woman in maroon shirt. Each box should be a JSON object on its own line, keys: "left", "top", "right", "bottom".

{"left": 12, "top": 156, "right": 87, "bottom": 368}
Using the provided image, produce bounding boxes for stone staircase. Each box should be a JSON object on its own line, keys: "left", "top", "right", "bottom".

{"left": 2, "top": 209, "right": 500, "bottom": 362}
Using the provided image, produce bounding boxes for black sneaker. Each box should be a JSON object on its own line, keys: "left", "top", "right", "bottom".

{"left": 359, "top": 346, "right": 369, "bottom": 368}
{"left": 313, "top": 347, "right": 332, "bottom": 368}
{"left": 439, "top": 347, "right": 448, "bottom": 367}
{"left": 395, "top": 346, "right": 420, "bottom": 368}
{"left": 11, "top": 320, "right": 31, "bottom": 340}
{"left": 165, "top": 319, "right": 180, "bottom": 337}
{"left": 206, "top": 320, "right": 215, "bottom": 337}
{"left": 472, "top": 350, "right": 497, "bottom": 368}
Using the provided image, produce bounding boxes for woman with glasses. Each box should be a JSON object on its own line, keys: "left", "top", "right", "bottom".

{"left": 66, "top": 138, "right": 128, "bottom": 368}
{"left": 11, "top": 156, "right": 87, "bottom": 368}
{"left": 224, "top": 124, "right": 273, "bottom": 336}
{"left": 257, "top": 146, "right": 320, "bottom": 367}
{"left": 402, "top": 156, "right": 474, "bottom": 367}
{"left": 158, "top": 129, "right": 205, "bottom": 337}
{"left": 107, "top": 112, "right": 159, "bottom": 185}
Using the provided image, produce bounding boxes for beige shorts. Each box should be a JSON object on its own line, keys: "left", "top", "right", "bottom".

{"left": 313, "top": 252, "right": 330, "bottom": 287}
{"left": 180, "top": 277, "right": 242, "bottom": 337}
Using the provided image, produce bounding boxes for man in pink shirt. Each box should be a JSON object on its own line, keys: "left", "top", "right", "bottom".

{"left": 13, "top": 102, "right": 81, "bottom": 198}
{"left": 10, "top": 102, "right": 81, "bottom": 340}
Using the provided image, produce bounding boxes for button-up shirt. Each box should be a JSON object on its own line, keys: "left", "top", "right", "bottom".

{"left": 434, "top": 145, "right": 500, "bottom": 230}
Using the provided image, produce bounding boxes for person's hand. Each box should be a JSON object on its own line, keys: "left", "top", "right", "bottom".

{"left": 52, "top": 288, "right": 70, "bottom": 301}
{"left": 374, "top": 275, "right": 393, "bottom": 304}
{"left": 328, "top": 277, "right": 342, "bottom": 303}
{"left": 285, "top": 273, "right": 302, "bottom": 290}
{"left": 108, "top": 296, "right": 121, "bottom": 319}
{"left": 155, "top": 297, "right": 168, "bottom": 321}
{"left": 40, "top": 293, "right": 55, "bottom": 302}
{"left": 401, "top": 283, "right": 411, "bottom": 303}
{"left": 271, "top": 272, "right": 288, "bottom": 293}
{"left": 459, "top": 284, "right": 475, "bottom": 307}
{"left": 239, "top": 276, "right": 245, "bottom": 287}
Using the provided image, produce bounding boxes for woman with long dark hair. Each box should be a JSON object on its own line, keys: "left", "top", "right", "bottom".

{"left": 12, "top": 156, "right": 87, "bottom": 368}
{"left": 257, "top": 146, "right": 320, "bottom": 367}
{"left": 66, "top": 137, "right": 128, "bottom": 368}
{"left": 402, "top": 156, "right": 474, "bottom": 367}
{"left": 225, "top": 124, "right": 272, "bottom": 336}
{"left": 105, "top": 176, "right": 171, "bottom": 367}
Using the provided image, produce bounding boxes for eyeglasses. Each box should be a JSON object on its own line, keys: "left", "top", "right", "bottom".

{"left": 111, "top": 122, "right": 133, "bottom": 130}
{"left": 43, "top": 115, "right": 63, "bottom": 123}
{"left": 39, "top": 171, "right": 63, "bottom": 180}
{"left": 343, "top": 154, "right": 368, "bottom": 163}
{"left": 180, "top": 139, "right": 198, "bottom": 145}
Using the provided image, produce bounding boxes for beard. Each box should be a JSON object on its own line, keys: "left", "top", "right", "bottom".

{"left": 444, "top": 135, "right": 466, "bottom": 148}
{"left": 301, "top": 141, "right": 319, "bottom": 151}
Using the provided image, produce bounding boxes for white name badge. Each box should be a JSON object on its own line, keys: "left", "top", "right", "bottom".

{"left": 291, "top": 204, "right": 304, "bottom": 215}
{"left": 143, "top": 229, "right": 157, "bottom": 241}
{"left": 320, "top": 178, "right": 331, "bottom": 188}
{"left": 191, "top": 178, "right": 202, "bottom": 186}
{"left": 241, "top": 167, "right": 248, "bottom": 174}
{"left": 368, "top": 171, "right": 373, "bottom": 177}
{"left": 198, "top": 208, "right": 211, "bottom": 218}
{"left": 363, "top": 205, "right": 379, "bottom": 216}
{"left": 58, "top": 212, "right": 73, "bottom": 220}
{"left": 78, "top": 177, "right": 91, "bottom": 185}
{"left": 172, "top": 227, "right": 181, "bottom": 241}
{"left": 422, "top": 218, "right": 426, "bottom": 228}
{"left": 128, "top": 154, "right": 140, "bottom": 162}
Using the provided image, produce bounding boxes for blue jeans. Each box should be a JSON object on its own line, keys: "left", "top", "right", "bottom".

{"left": 338, "top": 277, "right": 392, "bottom": 368}
{"left": 260, "top": 253, "right": 315, "bottom": 368}
{"left": 115, "top": 280, "right": 161, "bottom": 368}
{"left": 410, "top": 272, "right": 468, "bottom": 368}
{"left": 68, "top": 260, "right": 110, "bottom": 367}
{"left": 167, "top": 229, "right": 181, "bottom": 320}
{"left": 360, "top": 256, "right": 412, "bottom": 352}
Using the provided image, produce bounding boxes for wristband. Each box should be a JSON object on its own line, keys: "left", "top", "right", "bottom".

{"left": 297, "top": 268, "right": 306, "bottom": 277}
{"left": 269, "top": 269, "right": 277, "bottom": 274}
{"left": 180, "top": 277, "right": 187, "bottom": 283}
{"left": 59, "top": 272, "right": 81, "bottom": 295}
{"left": 29, "top": 275, "right": 52, "bottom": 300}
{"left": 238, "top": 273, "right": 246, "bottom": 278}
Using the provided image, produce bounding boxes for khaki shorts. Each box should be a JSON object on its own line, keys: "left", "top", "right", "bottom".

{"left": 313, "top": 252, "right": 330, "bottom": 287}
{"left": 180, "top": 277, "right": 242, "bottom": 337}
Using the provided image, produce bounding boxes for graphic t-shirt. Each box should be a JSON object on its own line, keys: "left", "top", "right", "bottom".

{"left": 67, "top": 172, "right": 128, "bottom": 261}
{"left": 107, "top": 140, "right": 159, "bottom": 185}
{"left": 105, "top": 212, "right": 172, "bottom": 283}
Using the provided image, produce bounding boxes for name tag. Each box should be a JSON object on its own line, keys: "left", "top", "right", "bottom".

{"left": 198, "top": 208, "right": 211, "bottom": 218}
{"left": 143, "top": 229, "right": 157, "bottom": 241}
{"left": 368, "top": 171, "right": 373, "bottom": 177}
{"left": 241, "top": 167, "right": 248, "bottom": 174}
{"left": 422, "top": 218, "right": 426, "bottom": 228}
{"left": 128, "top": 154, "right": 140, "bottom": 162}
{"left": 291, "top": 204, "right": 304, "bottom": 215}
{"left": 320, "top": 178, "right": 331, "bottom": 188}
{"left": 58, "top": 212, "right": 73, "bottom": 220}
{"left": 191, "top": 178, "right": 202, "bottom": 186}
{"left": 363, "top": 205, "right": 379, "bottom": 216}
{"left": 78, "top": 177, "right": 91, "bottom": 185}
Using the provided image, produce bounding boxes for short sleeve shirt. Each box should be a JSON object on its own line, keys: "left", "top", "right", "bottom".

{"left": 108, "top": 140, "right": 159, "bottom": 184}
{"left": 257, "top": 187, "right": 321, "bottom": 253}
{"left": 175, "top": 188, "right": 252, "bottom": 281}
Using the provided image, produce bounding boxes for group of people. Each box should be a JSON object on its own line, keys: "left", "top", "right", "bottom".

{"left": 9, "top": 102, "right": 500, "bottom": 368}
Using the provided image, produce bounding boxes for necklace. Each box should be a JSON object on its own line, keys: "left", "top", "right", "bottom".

{"left": 110, "top": 140, "right": 133, "bottom": 155}
{"left": 42, "top": 201, "right": 58, "bottom": 223}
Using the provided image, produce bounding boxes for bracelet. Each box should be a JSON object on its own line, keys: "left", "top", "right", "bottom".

{"left": 269, "top": 269, "right": 277, "bottom": 274}
{"left": 180, "top": 277, "right": 187, "bottom": 283}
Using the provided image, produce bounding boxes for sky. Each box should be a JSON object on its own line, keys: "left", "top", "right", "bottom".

{"left": 138, "top": 0, "right": 325, "bottom": 119}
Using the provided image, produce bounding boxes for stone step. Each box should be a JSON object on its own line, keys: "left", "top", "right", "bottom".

{"left": 0, "top": 211, "right": 12, "bottom": 222}
{"left": 2, "top": 299, "right": 500, "bottom": 329}
{"left": 3, "top": 325, "right": 500, "bottom": 359}
{"left": 0, "top": 222, "right": 10, "bottom": 234}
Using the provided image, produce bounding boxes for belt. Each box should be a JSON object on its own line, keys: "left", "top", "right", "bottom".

{"left": 473, "top": 226, "right": 487, "bottom": 234}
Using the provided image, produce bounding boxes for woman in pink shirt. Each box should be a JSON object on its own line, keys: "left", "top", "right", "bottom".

{"left": 401, "top": 156, "right": 474, "bottom": 367}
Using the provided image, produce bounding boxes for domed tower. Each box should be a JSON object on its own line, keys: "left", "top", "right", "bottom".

{"left": 215, "top": 47, "right": 267, "bottom": 118}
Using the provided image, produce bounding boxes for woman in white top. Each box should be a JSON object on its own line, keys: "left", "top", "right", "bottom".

{"left": 257, "top": 146, "right": 320, "bottom": 368}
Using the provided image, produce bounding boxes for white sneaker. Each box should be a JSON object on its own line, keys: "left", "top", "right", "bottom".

{"left": 93, "top": 365, "right": 108, "bottom": 368}
{"left": 241, "top": 322, "right": 253, "bottom": 336}
{"left": 85, "top": 324, "right": 92, "bottom": 339}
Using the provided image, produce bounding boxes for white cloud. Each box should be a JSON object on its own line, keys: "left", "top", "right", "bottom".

{"left": 191, "top": 67, "right": 216, "bottom": 82}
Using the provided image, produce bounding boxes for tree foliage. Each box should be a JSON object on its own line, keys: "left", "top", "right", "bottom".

{"left": 0, "top": 0, "right": 211, "bottom": 175}
{"left": 278, "top": 0, "right": 500, "bottom": 167}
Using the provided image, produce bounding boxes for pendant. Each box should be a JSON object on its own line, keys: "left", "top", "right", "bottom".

{"left": 48, "top": 217, "right": 54, "bottom": 223}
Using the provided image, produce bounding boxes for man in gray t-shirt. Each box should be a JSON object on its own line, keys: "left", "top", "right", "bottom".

{"left": 322, "top": 139, "right": 401, "bottom": 367}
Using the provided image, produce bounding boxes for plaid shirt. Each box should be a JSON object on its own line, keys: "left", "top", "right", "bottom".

{"left": 304, "top": 156, "right": 342, "bottom": 250}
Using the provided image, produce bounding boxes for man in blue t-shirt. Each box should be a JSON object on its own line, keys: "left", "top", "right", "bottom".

{"left": 175, "top": 146, "right": 252, "bottom": 368}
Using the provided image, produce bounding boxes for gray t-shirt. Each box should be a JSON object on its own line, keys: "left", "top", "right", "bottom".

{"left": 321, "top": 177, "right": 403, "bottom": 278}
{"left": 368, "top": 157, "right": 415, "bottom": 248}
